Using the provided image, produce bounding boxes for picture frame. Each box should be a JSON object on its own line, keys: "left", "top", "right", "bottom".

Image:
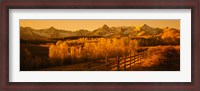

{"left": 0, "top": 0, "right": 199, "bottom": 91}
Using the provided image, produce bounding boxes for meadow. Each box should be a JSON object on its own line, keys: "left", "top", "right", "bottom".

{"left": 20, "top": 36, "right": 180, "bottom": 71}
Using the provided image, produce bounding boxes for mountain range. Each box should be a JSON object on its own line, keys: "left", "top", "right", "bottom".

{"left": 20, "top": 24, "right": 180, "bottom": 40}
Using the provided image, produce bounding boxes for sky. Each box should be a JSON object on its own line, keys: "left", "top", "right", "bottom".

{"left": 20, "top": 20, "right": 180, "bottom": 31}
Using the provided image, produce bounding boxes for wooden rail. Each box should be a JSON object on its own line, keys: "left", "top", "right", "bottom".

{"left": 87, "top": 48, "right": 148, "bottom": 71}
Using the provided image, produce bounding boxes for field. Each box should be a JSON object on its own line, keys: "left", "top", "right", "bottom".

{"left": 20, "top": 37, "right": 180, "bottom": 71}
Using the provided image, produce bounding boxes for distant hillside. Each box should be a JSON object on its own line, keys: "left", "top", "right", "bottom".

{"left": 20, "top": 27, "right": 74, "bottom": 40}
{"left": 74, "top": 29, "right": 91, "bottom": 36}
{"left": 162, "top": 28, "right": 180, "bottom": 39}
{"left": 20, "top": 24, "right": 180, "bottom": 40}
{"left": 20, "top": 27, "right": 45, "bottom": 40}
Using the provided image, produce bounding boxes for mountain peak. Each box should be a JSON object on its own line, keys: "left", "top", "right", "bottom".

{"left": 141, "top": 24, "right": 152, "bottom": 29}
{"left": 102, "top": 24, "right": 109, "bottom": 29}
{"left": 49, "top": 26, "right": 56, "bottom": 30}
{"left": 142, "top": 24, "right": 149, "bottom": 27}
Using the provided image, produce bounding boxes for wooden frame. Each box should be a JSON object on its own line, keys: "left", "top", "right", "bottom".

{"left": 0, "top": 0, "right": 199, "bottom": 91}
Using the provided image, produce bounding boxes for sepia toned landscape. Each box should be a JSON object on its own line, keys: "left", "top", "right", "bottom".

{"left": 20, "top": 20, "right": 180, "bottom": 71}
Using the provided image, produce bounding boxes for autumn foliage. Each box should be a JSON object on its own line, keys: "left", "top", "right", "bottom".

{"left": 48, "top": 38, "right": 138, "bottom": 65}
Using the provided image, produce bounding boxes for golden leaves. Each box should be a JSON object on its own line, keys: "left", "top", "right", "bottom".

{"left": 48, "top": 38, "right": 138, "bottom": 64}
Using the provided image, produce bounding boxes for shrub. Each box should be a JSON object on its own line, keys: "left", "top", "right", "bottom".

{"left": 161, "top": 46, "right": 179, "bottom": 58}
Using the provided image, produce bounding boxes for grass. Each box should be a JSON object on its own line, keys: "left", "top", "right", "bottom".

{"left": 20, "top": 43, "right": 180, "bottom": 71}
{"left": 39, "top": 61, "right": 104, "bottom": 71}
{"left": 129, "top": 45, "right": 180, "bottom": 71}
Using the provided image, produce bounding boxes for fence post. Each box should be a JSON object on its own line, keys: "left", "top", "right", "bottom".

{"left": 142, "top": 51, "right": 144, "bottom": 59}
{"left": 88, "top": 62, "right": 91, "bottom": 70}
{"left": 138, "top": 52, "right": 140, "bottom": 62}
{"left": 145, "top": 49, "right": 147, "bottom": 58}
{"left": 105, "top": 57, "right": 108, "bottom": 71}
{"left": 133, "top": 54, "right": 136, "bottom": 66}
{"left": 130, "top": 54, "right": 132, "bottom": 69}
{"left": 117, "top": 56, "right": 120, "bottom": 71}
{"left": 141, "top": 51, "right": 142, "bottom": 61}
{"left": 123, "top": 55, "right": 126, "bottom": 71}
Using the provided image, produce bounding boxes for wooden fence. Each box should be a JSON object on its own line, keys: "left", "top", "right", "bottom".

{"left": 87, "top": 48, "right": 148, "bottom": 71}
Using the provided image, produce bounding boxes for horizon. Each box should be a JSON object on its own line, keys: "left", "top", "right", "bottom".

{"left": 20, "top": 20, "right": 180, "bottom": 31}
{"left": 20, "top": 24, "right": 179, "bottom": 32}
